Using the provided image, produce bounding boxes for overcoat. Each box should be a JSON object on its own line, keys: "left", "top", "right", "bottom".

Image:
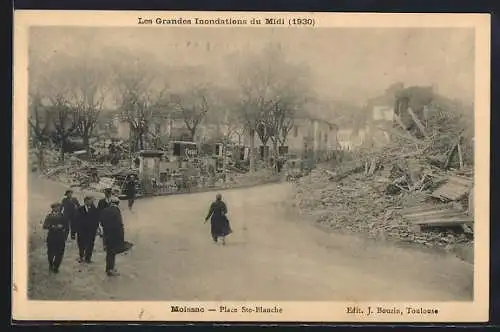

{"left": 205, "top": 200, "right": 232, "bottom": 237}
{"left": 100, "top": 205, "right": 125, "bottom": 254}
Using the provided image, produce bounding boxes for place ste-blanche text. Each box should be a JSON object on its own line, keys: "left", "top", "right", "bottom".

{"left": 170, "top": 305, "right": 283, "bottom": 314}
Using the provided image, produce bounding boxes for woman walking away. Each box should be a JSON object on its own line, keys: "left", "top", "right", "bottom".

{"left": 43, "top": 202, "right": 67, "bottom": 274}
{"left": 204, "top": 193, "right": 232, "bottom": 245}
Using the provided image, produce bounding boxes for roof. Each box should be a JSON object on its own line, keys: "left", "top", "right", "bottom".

{"left": 294, "top": 115, "right": 337, "bottom": 128}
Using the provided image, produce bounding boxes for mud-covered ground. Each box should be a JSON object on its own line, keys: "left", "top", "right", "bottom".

{"left": 26, "top": 174, "right": 473, "bottom": 301}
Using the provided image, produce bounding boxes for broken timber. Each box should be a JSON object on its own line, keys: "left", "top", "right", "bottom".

{"left": 407, "top": 107, "right": 429, "bottom": 138}
{"left": 431, "top": 175, "right": 473, "bottom": 201}
{"left": 401, "top": 203, "right": 473, "bottom": 231}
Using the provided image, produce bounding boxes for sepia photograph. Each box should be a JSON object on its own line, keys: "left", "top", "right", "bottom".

{"left": 13, "top": 11, "right": 490, "bottom": 322}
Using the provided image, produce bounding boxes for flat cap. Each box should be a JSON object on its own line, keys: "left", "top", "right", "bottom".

{"left": 50, "top": 202, "right": 62, "bottom": 209}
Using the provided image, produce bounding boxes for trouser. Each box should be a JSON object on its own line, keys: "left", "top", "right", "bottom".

{"left": 128, "top": 198, "right": 135, "bottom": 209}
{"left": 64, "top": 219, "right": 76, "bottom": 240}
{"left": 105, "top": 250, "right": 116, "bottom": 272}
{"left": 47, "top": 231, "right": 66, "bottom": 271}
{"left": 77, "top": 229, "right": 97, "bottom": 261}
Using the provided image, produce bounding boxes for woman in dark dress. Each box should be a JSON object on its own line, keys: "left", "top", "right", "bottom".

{"left": 204, "top": 193, "right": 232, "bottom": 245}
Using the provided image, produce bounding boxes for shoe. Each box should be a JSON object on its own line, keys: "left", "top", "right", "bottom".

{"left": 106, "top": 270, "right": 120, "bottom": 277}
{"left": 52, "top": 268, "right": 59, "bottom": 274}
{"left": 85, "top": 260, "right": 93, "bottom": 264}
{"left": 77, "top": 258, "right": 84, "bottom": 263}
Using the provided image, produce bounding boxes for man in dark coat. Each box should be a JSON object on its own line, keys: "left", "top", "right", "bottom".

{"left": 61, "top": 190, "right": 80, "bottom": 240}
{"left": 100, "top": 197, "right": 125, "bottom": 276}
{"left": 124, "top": 175, "right": 137, "bottom": 211}
{"left": 75, "top": 196, "right": 99, "bottom": 263}
{"left": 97, "top": 188, "right": 113, "bottom": 250}
{"left": 204, "top": 193, "right": 232, "bottom": 245}
{"left": 43, "top": 202, "right": 67, "bottom": 274}
{"left": 97, "top": 188, "right": 113, "bottom": 210}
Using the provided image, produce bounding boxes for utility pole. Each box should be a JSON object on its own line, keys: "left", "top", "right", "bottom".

{"left": 128, "top": 123, "right": 133, "bottom": 168}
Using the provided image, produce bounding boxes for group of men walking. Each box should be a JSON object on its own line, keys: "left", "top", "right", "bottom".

{"left": 41, "top": 172, "right": 236, "bottom": 280}
{"left": 43, "top": 178, "right": 136, "bottom": 277}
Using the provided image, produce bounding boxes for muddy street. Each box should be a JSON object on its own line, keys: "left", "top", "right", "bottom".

{"left": 27, "top": 176, "right": 473, "bottom": 301}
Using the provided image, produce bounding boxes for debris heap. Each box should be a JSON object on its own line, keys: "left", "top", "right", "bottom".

{"left": 293, "top": 91, "right": 474, "bottom": 257}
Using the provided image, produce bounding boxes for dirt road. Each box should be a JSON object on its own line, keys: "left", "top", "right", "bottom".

{"left": 27, "top": 175, "right": 473, "bottom": 301}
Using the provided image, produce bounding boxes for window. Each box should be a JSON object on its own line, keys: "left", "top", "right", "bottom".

{"left": 324, "top": 133, "right": 328, "bottom": 143}
{"left": 293, "top": 126, "right": 298, "bottom": 137}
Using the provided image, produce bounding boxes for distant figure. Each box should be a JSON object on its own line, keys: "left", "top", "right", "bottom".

{"left": 61, "top": 190, "right": 80, "bottom": 241}
{"left": 204, "top": 193, "right": 232, "bottom": 245}
{"left": 124, "top": 175, "right": 137, "bottom": 211}
{"left": 100, "top": 197, "right": 125, "bottom": 277}
{"left": 75, "top": 196, "right": 99, "bottom": 263}
{"left": 43, "top": 202, "right": 67, "bottom": 274}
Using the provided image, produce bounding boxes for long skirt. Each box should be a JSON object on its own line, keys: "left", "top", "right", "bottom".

{"left": 211, "top": 216, "right": 232, "bottom": 238}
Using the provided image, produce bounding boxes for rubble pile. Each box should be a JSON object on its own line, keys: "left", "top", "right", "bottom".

{"left": 29, "top": 146, "right": 132, "bottom": 194}
{"left": 29, "top": 148, "right": 62, "bottom": 172}
{"left": 31, "top": 145, "right": 280, "bottom": 197}
{"left": 292, "top": 97, "right": 474, "bottom": 258}
{"left": 294, "top": 168, "right": 472, "bottom": 253}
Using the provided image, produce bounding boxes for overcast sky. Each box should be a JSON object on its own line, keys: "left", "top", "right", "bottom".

{"left": 29, "top": 27, "right": 475, "bottom": 106}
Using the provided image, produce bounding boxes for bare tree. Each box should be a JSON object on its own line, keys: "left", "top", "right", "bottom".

{"left": 217, "top": 103, "right": 245, "bottom": 181}
{"left": 234, "top": 43, "right": 310, "bottom": 171}
{"left": 30, "top": 51, "right": 110, "bottom": 160}
{"left": 28, "top": 91, "right": 53, "bottom": 169}
{"left": 233, "top": 126, "right": 246, "bottom": 146}
{"left": 30, "top": 52, "right": 76, "bottom": 162}
{"left": 48, "top": 94, "right": 79, "bottom": 162}
{"left": 146, "top": 114, "right": 171, "bottom": 150}
{"left": 70, "top": 58, "right": 109, "bottom": 156}
{"left": 112, "top": 54, "right": 169, "bottom": 152}
{"left": 266, "top": 99, "right": 298, "bottom": 171}
{"left": 171, "top": 85, "right": 211, "bottom": 142}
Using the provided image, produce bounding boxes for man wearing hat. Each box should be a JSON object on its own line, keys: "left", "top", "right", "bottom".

{"left": 43, "top": 202, "right": 67, "bottom": 273}
{"left": 100, "top": 196, "right": 125, "bottom": 276}
{"left": 61, "top": 189, "right": 80, "bottom": 241}
{"left": 97, "top": 188, "right": 113, "bottom": 210}
{"left": 75, "top": 196, "right": 99, "bottom": 263}
{"left": 97, "top": 188, "right": 113, "bottom": 250}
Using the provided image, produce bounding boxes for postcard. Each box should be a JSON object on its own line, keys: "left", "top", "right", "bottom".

{"left": 12, "top": 10, "right": 490, "bottom": 323}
